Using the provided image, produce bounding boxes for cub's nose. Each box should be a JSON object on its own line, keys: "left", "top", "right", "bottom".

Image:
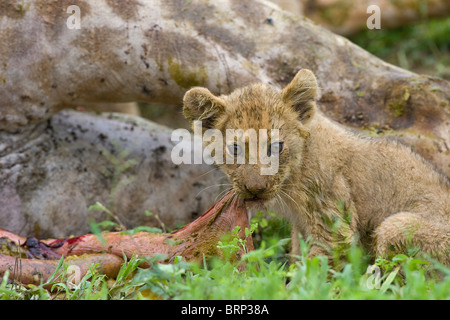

{"left": 244, "top": 184, "right": 267, "bottom": 196}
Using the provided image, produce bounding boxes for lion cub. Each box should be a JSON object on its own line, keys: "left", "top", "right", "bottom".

{"left": 183, "top": 69, "right": 450, "bottom": 265}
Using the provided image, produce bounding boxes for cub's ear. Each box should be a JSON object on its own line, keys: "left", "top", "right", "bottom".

{"left": 183, "top": 87, "right": 226, "bottom": 129}
{"left": 281, "top": 69, "right": 318, "bottom": 123}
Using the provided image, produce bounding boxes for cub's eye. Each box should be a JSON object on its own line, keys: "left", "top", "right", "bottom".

{"left": 268, "top": 142, "right": 284, "bottom": 156}
{"left": 227, "top": 143, "right": 242, "bottom": 157}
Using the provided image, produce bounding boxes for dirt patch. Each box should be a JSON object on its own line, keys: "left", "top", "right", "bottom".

{"left": 28, "top": 56, "right": 53, "bottom": 95}
{"left": 385, "top": 77, "right": 447, "bottom": 132}
{"left": 200, "top": 23, "right": 256, "bottom": 59}
{"left": 162, "top": 0, "right": 218, "bottom": 25}
{"left": 161, "top": 0, "right": 256, "bottom": 59}
{"left": 0, "top": 28, "right": 23, "bottom": 64}
{"left": 69, "top": 26, "right": 129, "bottom": 102}
{"left": 0, "top": 0, "right": 30, "bottom": 19}
{"left": 167, "top": 57, "right": 208, "bottom": 89}
{"left": 71, "top": 26, "right": 123, "bottom": 65}
{"left": 144, "top": 29, "right": 214, "bottom": 89}
{"left": 105, "top": 0, "right": 141, "bottom": 21}
{"left": 145, "top": 28, "right": 212, "bottom": 65}
{"left": 230, "top": 0, "right": 267, "bottom": 26}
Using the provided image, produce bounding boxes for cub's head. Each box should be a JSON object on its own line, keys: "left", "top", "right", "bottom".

{"left": 183, "top": 69, "right": 318, "bottom": 203}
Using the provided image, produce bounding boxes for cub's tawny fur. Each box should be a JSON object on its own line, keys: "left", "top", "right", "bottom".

{"left": 183, "top": 69, "right": 450, "bottom": 265}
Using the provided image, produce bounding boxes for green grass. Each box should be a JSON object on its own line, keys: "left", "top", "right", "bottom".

{"left": 349, "top": 17, "right": 450, "bottom": 80}
{"left": 1, "top": 212, "right": 449, "bottom": 300}
{"left": 131, "top": 213, "right": 450, "bottom": 300}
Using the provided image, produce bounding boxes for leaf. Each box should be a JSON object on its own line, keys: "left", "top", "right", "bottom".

{"left": 245, "top": 224, "right": 258, "bottom": 237}
{"left": 120, "top": 226, "right": 162, "bottom": 235}
{"left": 43, "top": 256, "right": 65, "bottom": 285}
{"left": 88, "top": 201, "right": 110, "bottom": 213}
{"left": 259, "top": 218, "right": 268, "bottom": 228}
{"left": 144, "top": 210, "right": 154, "bottom": 217}
{"left": 392, "top": 254, "right": 408, "bottom": 263}
{"left": 164, "top": 238, "right": 184, "bottom": 246}
{"left": 96, "top": 220, "right": 120, "bottom": 230}
{"left": 409, "top": 259, "right": 430, "bottom": 266}
{"left": 89, "top": 219, "right": 106, "bottom": 245}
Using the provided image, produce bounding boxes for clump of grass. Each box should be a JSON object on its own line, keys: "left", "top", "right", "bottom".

{"left": 0, "top": 254, "right": 143, "bottom": 300}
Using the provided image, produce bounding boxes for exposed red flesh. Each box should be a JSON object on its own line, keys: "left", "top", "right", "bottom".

{"left": 0, "top": 191, "right": 252, "bottom": 286}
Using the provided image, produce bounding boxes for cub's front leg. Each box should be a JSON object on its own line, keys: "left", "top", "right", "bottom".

{"left": 290, "top": 201, "right": 358, "bottom": 264}
{"left": 290, "top": 226, "right": 331, "bottom": 259}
